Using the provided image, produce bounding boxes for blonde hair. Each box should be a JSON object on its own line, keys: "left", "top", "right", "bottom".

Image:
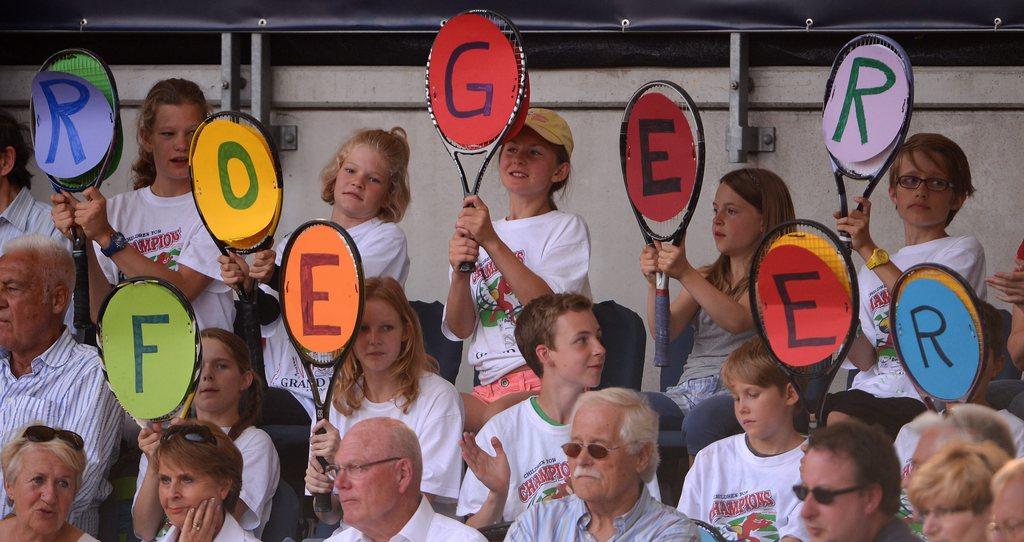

{"left": 331, "top": 277, "right": 437, "bottom": 415}
{"left": 1, "top": 424, "right": 86, "bottom": 493}
{"left": 721, "top": 336, "right": 791, "bottom": 393}
{"left": 152, "top": 420, "right": 243, "bottom": 511}
{"left": 320, "top": 127, "right": 411, "bottom": 223}
{"left": 908, "top": 441, "right": 1010, "bottom": 514}
{"left": 131, "top": 78, "right": 211, "bottom": 190}
{"left": 992, "top": 458, "right": 1024, "bottom": 497}
{"left": 571, "top": 388, "right": 659, "bottom": 483}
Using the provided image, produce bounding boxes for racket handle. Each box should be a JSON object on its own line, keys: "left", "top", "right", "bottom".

{"left": 839, "top": 230, "right": 853, "bottom": 252}
{"left": 653, "top": 273, "right": 671, "bottom": 367}
{"left": 312, "top": 425, "right": 334, "bottom": 514}
{"left": 71, "top": 228, "right": 92, "bottom": 335}
{"left": 236, "top": 293, "right": 265, "bottom": 379}
{"left": 458, "top": 200, "right": 478, "bottom": 274}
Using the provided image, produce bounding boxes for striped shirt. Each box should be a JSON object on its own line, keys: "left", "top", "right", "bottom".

{"left": 506, "top": 486, "right": 699, "bottom": 541}
{"left": 0, "top": 188, "right": 68, "bottom": 254}
{"left": 0, "top": 328, "right": 123, "bottom": 536}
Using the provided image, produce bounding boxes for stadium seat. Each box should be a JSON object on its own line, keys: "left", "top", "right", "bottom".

{"left": 410, "top": 300, "right": 464, "bottom": 384}
{"left": 996, "top": 309, "right": 1022, "bottom": 380}
{"left": 262, "top": 479, "right": 302, "bottom": 542}
{"left": 591, "top": 300, "right": 646, "bottom": 390}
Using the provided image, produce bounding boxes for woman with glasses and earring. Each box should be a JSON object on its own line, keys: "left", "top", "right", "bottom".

{"left": 0, "top": 425, "right": 94, "bottom": 542}
{"left": 826, "top": 132, "right": 985, "bottom": 439}
{"left": 153, "top": 420, "right": 259, "bottom": 542}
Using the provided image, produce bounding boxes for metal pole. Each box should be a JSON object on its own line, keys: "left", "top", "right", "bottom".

{"left": 220, "top": 33, "right": 240, "bottom": 111}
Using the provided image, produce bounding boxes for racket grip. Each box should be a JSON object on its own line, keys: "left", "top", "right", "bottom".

{"left": 458, "top": 260, "right": 476, "bottom": 273}
{"left": 653, "top": 274, "right": 671, "bottom": 368}
{"left": 236, "top": 295, "right": 265, "bottom": 379}
{"left": 71, "top": 229, "right": 91, "bottom": 332}
{"left": 312, "top": 424, "right": 334, "bottom": 513}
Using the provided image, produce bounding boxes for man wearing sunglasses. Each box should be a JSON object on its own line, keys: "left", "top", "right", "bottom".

{"left": 0, "top": 235, "right": 120, "bottom": 537}
{"left": 798, "top": 421, "right": 918, "bottom": 542}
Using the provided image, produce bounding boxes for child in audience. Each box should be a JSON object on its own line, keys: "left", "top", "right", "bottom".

{"left": 303, "top": 277, "right": 463, "bottom": 523}
{"left": 678, "top": 337, "right": 808, "bottom": 541}
{"left": 456, "top": 293, "right": 661, "bottom": 528}
{"left": 642, "top": 168, "right": 795, "bottom": 456}
{"left": 51, "top": 78, "right": 233, "bottom": 330}
{"left": 827, "top": 133, "right": 984, "bottom": 437}
{"left": 443, "top": 109, "right": 591, "bottom": 432}
{"left": 133, "top": 329, "right": 280, "bottom": 540}
{"left": 986, "top": 256, "right": 1024, "bottom": 419}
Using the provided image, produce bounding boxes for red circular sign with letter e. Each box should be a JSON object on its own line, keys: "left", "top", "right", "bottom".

{"left": 624, "top": 92, "right": 696, "bottom": 222}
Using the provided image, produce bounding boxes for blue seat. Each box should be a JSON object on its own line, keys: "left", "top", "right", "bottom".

{"left": 591, "top": 300, "right": 646, "bottom": 390}
{"left": 410, "top": 300, "right": 464, "bottom": 384}
{"left": 262, "top": 478, "right": 301, "bottom": 542}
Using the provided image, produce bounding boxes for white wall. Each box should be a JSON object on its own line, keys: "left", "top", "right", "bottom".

{"left": 2, "top": 64, "right": 1021, "bottom": 392}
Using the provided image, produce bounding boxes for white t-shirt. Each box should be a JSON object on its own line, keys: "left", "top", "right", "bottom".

{"left": 261, "top": 319, "right": 332, "bottom": 420}
{"left": 96, "top": 186, "right": 234, "bottom": 331}
{"left": 679, "top": 434, "right": 809, "bottom": 541}
{"left": 135, "top": 426, "right": 280, "bottom": 537}
{"left": 274, "top": 217, "right": 409, "bottom": 286}
{"left": 895, "top": 409, "right": 1024, "bottom": 477}
{"left": 326, "top": 373, "right": 464, "bottom": 501}
{"left": 441, "top": 210, "right": 591, "bottom": 385}
{"left": 325, "top": 496, "right": 485, "bottom": 542}
{"left": 852, "top": 236, "right": 986, "bottom": 399}
{"left": 456, "top": 397, "right": 660, "bottom": 522}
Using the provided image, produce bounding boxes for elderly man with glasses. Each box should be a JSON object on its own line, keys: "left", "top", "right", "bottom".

{"left": 506, "top": 388, "right": 698, "bottom": 541}
{"left": 324, "top": 417, "right": 485, "bottom": 542}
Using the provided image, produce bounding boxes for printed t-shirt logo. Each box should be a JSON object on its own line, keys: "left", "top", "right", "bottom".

{"left": 517, "top": 458, "right": 570, "bottom": 506}
{"left": 473, "top": 250, "right": 526, "bottom": 328}
{"left": 709, "top": 490, "right": 780, "bottom": 541}
{"left": 128, "top": 228, "right": 183, "bottom": 270}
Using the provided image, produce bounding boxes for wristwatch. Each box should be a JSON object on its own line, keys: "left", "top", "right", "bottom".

{"left": 866, "top": 247, "right": 890, "bottom": 270}
{"left": 101, "top": 231, "right": 128, "bottom": 258}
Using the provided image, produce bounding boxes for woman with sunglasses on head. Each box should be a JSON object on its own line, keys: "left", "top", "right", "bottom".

{"left": 0, "top": 425, "right": 95, "bottom": 542}
{"left": 826, "top": 133, "right": 985, "bottom": 438}
{"left": 152, "top": 420, "right": 259, "bottom": 542}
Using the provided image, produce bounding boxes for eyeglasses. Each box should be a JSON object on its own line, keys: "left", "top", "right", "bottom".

{"left": 160, "top": 424, "right": 217, "bottom": 446}
{"left": 792, "top": 484, "right": 864, "bottom": 505}
{"left": 988, "top": 518, "right": 1024, "bottom": 537}
{"left": 917, "top": 506, "right": 971, "bottom": 522}
{"left": 325, "top": 457, "right": 402, "bottom": 480}
{"left": 896, "top": 175, "right": 955, "bottom": 192}
{"left": 561, "top": 442, "right": 626, "bottom": 460}
{"left": 22, "top": 425, "right": 84, "bottom": 451}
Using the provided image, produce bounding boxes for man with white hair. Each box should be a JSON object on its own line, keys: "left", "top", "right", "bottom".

{"left": 506, "top": 388, "right": 698, "bottom": 541}
{"left": 0, "top": 235, "right": 121, "bottom": 536}
{"left": 990, "top": 458, "right": 1024, "bottom": 542}
{"left": 325, "top": 417, "right": 485, "bottom": 541}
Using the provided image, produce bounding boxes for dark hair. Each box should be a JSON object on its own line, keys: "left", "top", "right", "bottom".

{"left": 199, "top": 329, "right": 262, "bottom": 440}
{"left": 0, "top": 109, "right": 32, "bottom": 189}
{"left": 514, "top": 293, "right": 593, "bottom": 377}
{"left": 889, "top": 133, "right": 974, "bottom": 226}
{"left": 806, "top": 420, "right": 902, "bottom": 516}
{"left": 132, "top": 79, "right": 210, "bottom": 190}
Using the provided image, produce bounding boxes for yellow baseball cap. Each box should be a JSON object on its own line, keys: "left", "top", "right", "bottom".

{"left": 524, "top": 108, "right": 574, "bottom": 159}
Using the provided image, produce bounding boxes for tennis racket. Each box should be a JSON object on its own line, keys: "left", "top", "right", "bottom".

{"left": 97, "top": 277, "right": 200, "bottom": 426}
{"left": 426, "top": 9, "right": 528, "bottom": 273}
{"left": 822, "top": 34, "right": 913, "bottom": 248}
{"left": 693, "top": 519, "right": 728, "bottom": 542}
{"left": 1016, "top": 239, "right": 1024, "bottom": 261}
{"left": 891, "top": 263, "right": 985, "bottom": 412}
{"left": 750, "top": 220, "right": 860, "bottom": 427}
{"left": 189, "top": 110, "right": 284, "bottom": 377}
{"left": 30, "top": 48, "right": 122, "bottom": 344}
{"left": 620, "top": 80, "right": 705, "bottom": 367}
{"left": 279, "top": 220, "right": 363, "bottom": 513}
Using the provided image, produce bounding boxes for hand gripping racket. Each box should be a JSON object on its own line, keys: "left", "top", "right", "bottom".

{"left": 620, "top": 81, "right": 705, "bottom": 367}
{"left": 30, "top": 48, "right": 123, "bottom": 344}
{"left": 189, "top": 110, "right": 284, "bottom": 378}
{"left": 891, "top": 263, "right": 986, "bottom": 412}
{"left": 97, "top": 277, "right": 200, "bottom": 426}
{"left": 426, "top": 10, "right": 528, "bottom": 273}
{"left": 750, "top": 220, "right": 860, "bottom": 428}
{"left": 822, "top": 34, "right": 913, "bottom": 248}
{"left": 279, "top": 220, "right": 363, "bottom": 513}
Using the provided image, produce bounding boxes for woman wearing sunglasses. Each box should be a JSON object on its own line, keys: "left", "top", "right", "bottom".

{"left": 0, "top": 424, "right": 95, "bottom": 542}
{"left": 152, "top": 420, "right": 259, "bottom": 542}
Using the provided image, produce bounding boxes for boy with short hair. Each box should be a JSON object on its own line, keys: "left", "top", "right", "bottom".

{"left": 678, "top": 337, "right": 807, "bottom": 542}
{"left": 457, "top": 292, "right": 660, "bottom": 527}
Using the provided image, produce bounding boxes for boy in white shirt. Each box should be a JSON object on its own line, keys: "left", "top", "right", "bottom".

{"left": 457, "top": 293, "right": 661, "bottom": 528}
{"left": 679, "top": 337, "right": 808, "bottom": 541}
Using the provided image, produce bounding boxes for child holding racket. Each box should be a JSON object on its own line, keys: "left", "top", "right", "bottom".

{"left": 133, "top": 329, "right": 280, "bottom": 540}
{"left": 986, "top": 254, "right": 1024, "bottom": 419}
{"left": 443, "top": 108, "right": 591, "bottom": 432}
{"left": 50, "top": 78, "right": 234, "bottom": 331}
{"left": 640, "top": 168, "right": 795, "bottom": 455}
{"left": 678, "top": 337, "right": 809, "bottom": 542}
{"left": 303, "top": 277, "right": 463, "bottom": 522}
{"left": 827, "top": 133, "right": 984, "bottom": 437}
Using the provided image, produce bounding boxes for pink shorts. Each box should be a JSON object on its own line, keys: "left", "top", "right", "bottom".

{"left": 471, "top": 368, "right": 542, "bottom": 404}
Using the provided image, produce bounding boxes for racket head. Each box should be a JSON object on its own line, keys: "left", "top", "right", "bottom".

{"left": 279, "top": 220, "right": 364, "bottom": 369}
{"left": 750, "top": 220, "right": 860, "bottom": 416}
{"left": 1016, "top": 239, "right": 1024, "bottom": 261}
{"left": 189, "top": 111, "right": 284, "bottom": 254}
{"left": 97, "top": 277, "right": 200, "bottom": 423}
{"left": 30, "top": 48, "right": 121, "bottom": 191}
{"left": 425, "top": 10, "right": 527, "bottom": 154}
{"left": 822, "top": 34, "right": 913, "bottom": 180}
{"left": 891, "top": 263, "right": 985, "bottom": 404}
{"left": 620, "top": 80, "right": 705, "bottom": 243}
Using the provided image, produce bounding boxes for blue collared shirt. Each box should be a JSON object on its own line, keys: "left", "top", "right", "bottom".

{"left": 506, "top": 486, "right": 699, "bottom": 542}
{"left": 0, "top": 327, "right": 122, "bottom": 536}
{"left": 0, "top": 188, "right": 68, "bottom": 255}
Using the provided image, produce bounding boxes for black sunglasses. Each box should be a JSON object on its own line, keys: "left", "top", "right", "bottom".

{"left": 792, "top": 483, "right": 864, "bottom": 505}
{"left": 160, "top": 424, "right": 217, "bottom": 446}
{"left": 561, "top": 442, "right": 625, "bottom": 460}
{"left": 23, "top": 425, "right": 84, "bottom": 451}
